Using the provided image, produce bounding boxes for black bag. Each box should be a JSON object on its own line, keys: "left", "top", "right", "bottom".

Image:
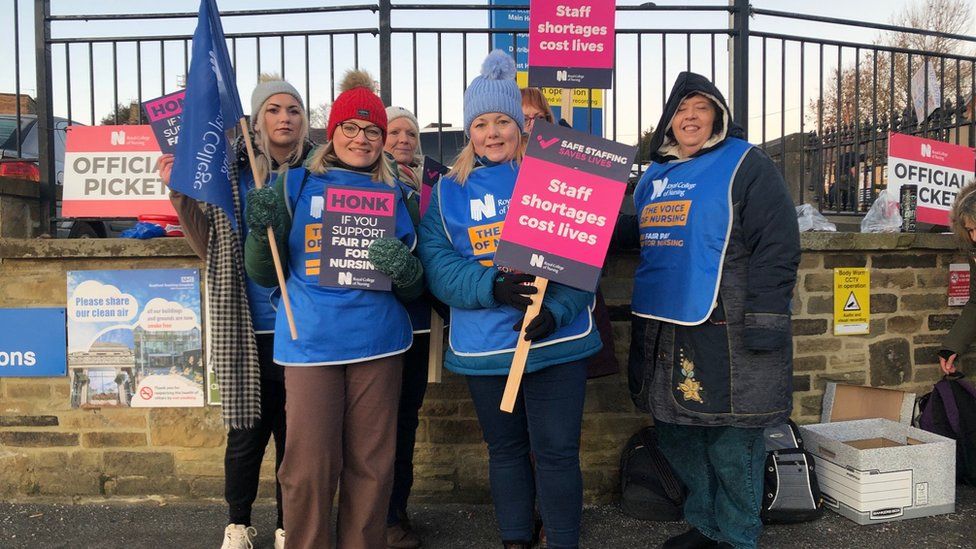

{"left": 916, "top": 373, "right": 976, "bottom": 485}
{"left": 761, "top": 421, "right": 824, "bottom": 524}
{"left": 619, "top": 426, "right": 686, "bottom": 521}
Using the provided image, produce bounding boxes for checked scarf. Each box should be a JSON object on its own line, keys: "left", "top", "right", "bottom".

{"left": 204, "top": 136, "right": 261, "bottom": 429}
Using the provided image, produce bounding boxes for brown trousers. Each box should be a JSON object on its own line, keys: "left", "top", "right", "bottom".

{"left": 279, "top": 355, "right": 402, "bottom": 549}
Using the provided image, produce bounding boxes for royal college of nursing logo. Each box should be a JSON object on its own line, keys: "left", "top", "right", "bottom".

{"left": 470, "top": 194, "right": 497, "bottom": 221}
{"left": 110, "top": 130, "right": 126, "bottom": 146}
{"left": 650, "top": 177, "right": 669, "bottom": 201}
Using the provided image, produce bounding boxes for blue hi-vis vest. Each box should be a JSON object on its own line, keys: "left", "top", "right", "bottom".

{"left": 631, "top": 138, "right": 753, "bottom": 325}
{"left": 239, "top": 170, "right": 278, "bottom": 333}
{"left": 273, "top": 167, "right": 417, "bottom": 366}
{"left": 437, "top": 163, "right": 593, "bottom": 356}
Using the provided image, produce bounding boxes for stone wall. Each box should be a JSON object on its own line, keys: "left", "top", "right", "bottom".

{"left": 0, "top": 180, "right": 41, "bottom": 238}
{"left": 0, "top": 234, "right": 968, "bottom": 502}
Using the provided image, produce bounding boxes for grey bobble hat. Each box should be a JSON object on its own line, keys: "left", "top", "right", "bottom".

{"left": 462, "top": 50, "right": 523, "bottom": 137}
{"left": 386, "top": 106, "right": 420, "bottom": 133}
{"left": 250, "top": 80, "right": 304, "bottom": 120}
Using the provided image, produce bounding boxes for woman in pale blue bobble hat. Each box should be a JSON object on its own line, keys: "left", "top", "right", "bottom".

{"left": 418, "top": 50, "right": 601, "bottom": 549}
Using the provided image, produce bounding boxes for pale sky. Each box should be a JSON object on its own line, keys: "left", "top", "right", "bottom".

{"left": 3, "top": 0, "right": 974, "bottom": 145}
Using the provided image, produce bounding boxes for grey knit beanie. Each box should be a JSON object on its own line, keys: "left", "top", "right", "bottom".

{"left": 462, "top": 50, "right": 523, "bottom": 137}
{"left": 385, "top": 106, "right": 424, "bottom": 159}
{"left": 385, "top": 106, "right": 420, "bottom": 133}
{"left": 250, "top": 80, "right": 304, "bottom": 120}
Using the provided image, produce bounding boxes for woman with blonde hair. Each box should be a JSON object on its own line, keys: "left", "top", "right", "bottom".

{"left": 244, "top": 70, "right": 423, "bottom": 549}
{"left": 419, "top": 50, "right": 601, "bottom": 549}
{"left": 158, "top": 78, "right": 311, "bottom": 549}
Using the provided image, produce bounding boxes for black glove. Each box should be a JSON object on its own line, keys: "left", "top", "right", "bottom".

{"left": 492, "top": 272, "right": 537, "bottom": 310}
{"left": 513, "top": 307, "right": 556, "bottom": 342}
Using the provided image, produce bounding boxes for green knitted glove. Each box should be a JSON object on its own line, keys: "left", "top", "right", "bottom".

{"left": 245, "top": 187, "right": 286, "bottom": 240}
{"left": 368, "top": 237, "right": 423, "bottom": 288}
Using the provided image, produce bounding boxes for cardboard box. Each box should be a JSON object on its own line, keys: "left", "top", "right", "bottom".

{"left": 799, "top": 384, "right": 956, "bottom": 525}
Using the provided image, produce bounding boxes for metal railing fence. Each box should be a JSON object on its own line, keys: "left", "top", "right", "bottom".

{"left": 2, "top": 1, "right": 973, "bottom": 233}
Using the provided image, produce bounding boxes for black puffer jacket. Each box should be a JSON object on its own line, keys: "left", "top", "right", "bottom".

{"left": 622, "top": 72, "right": 801, "bottom": 428}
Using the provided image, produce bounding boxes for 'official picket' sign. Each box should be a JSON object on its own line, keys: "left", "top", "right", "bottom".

{"left": 886, "top": 132, "right": 975, "bottom": 227}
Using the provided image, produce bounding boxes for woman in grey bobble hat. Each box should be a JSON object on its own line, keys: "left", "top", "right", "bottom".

{"left": 418, "top": 50, "right": 601, "bottom": 549}
{"left": 157, "top": 78, "right": 312, "bottom": 549}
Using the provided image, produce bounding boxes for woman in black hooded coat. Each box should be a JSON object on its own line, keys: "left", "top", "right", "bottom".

{"left": 616, "top": 72, "right": 800, "bottom": 549}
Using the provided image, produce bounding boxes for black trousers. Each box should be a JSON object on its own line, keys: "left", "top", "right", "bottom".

{"left": 388, "top": 332, "right": 431, "bottom": 524}
{"left": 225, "top": 333, "right": 287, "bottom": 529}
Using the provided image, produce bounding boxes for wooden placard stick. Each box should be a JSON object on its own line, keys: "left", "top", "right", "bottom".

{"left": 561, "top": 88, "right": 574, "bottom": 126}
{"left": 239, "top": 117, "right": 299, "bottom": 340}
{"left": 500, "top": 277, "right": 549, "bottom": 413}
{"left": 427, "top": 310, "right": 445, "bottom": 383}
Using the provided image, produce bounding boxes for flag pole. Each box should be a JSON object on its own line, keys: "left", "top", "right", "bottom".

{"left": 239, "top": 116, "right": 299, "bottom": 340}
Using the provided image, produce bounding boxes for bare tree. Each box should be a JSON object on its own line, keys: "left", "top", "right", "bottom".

{"left": 807, "top": 0, "right": 974, "bottom": 130}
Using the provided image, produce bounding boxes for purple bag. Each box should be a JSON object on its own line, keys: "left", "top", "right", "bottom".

{"left": 917, "top": 373, "right": 976, "bottom": 485}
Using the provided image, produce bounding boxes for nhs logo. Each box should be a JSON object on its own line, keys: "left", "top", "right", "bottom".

{"left": 337, "top": 272, "right": 353, "bottom": 285}
{"left": 530, "top": 253, "right": 545, "bottom": 268}
{"left": 470, "top": 194, "right": 497, "bottom": 221}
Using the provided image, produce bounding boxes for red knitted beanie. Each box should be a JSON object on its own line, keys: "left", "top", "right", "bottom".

{"left": 327, "top": 70, "right": 387, "bottom": 140}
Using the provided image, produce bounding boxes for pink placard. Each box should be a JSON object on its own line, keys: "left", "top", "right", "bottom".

{"left": 500, "top": 157, "right": 623, "bottom": 267}
{"left": 529, "top": 0, "right": 614, "bottom": 68}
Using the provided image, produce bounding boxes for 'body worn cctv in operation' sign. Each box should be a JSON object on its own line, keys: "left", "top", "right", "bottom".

{"left": 834, "top": 268, "right": 870, "bottom": 335}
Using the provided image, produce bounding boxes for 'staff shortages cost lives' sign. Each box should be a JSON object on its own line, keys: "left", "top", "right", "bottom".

{"left": 493, "top": 120, "right": 636, "bottom": 292}
{"left": 319, "top": 187, "right": 396, "bottom": 291}
{"left": 886, "top": 132, "right": 975, "bottom": 226}
{"left": 62, "top": 125, "right": 176, "bottom": 218}
{"left": 528, "top": 0, "right": 615, "bottom": 89}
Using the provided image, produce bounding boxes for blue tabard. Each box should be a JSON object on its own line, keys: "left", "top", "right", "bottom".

{"left": 436, "top": 163, "right": 593, "bottom": 356}
{"left": 273, "top": 166, "right": 417, "bottom": 366}
{"left": 238, "top": 169, "right": 279, "bottom": 334}
{"left": 631, "top": 138, "right": 753, "bottom": 325}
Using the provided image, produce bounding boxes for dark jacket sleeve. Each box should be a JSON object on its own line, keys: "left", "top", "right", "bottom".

{"left": 611, "top": 213, "right": 640, "bottom": 251}
{"left": 243, "top": 174, "right": 291, "bottom": 288}
{"left": 169, "top": 192, "right": 209, "bottom": 260}
{"left": 543, "top": 282, "right": 594, "bottom": 328}
{"left": 736, "top": 148, "right": 801, "bottom": 351}
{"left": 942, "top": 255, "right": 976, "bottom": 355}
{"left": 418, "top": 188, "right": 498, "bottom": 310}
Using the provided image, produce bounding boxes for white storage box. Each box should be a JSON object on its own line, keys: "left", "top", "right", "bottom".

{"left": 799, "top": 384, "right": 956, "bottom": 525}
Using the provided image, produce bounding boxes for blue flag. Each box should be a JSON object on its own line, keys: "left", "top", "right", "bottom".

{"left": 170, "top": 0, "right": 245, "bottom": 229}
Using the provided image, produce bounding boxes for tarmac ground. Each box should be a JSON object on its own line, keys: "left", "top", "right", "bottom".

{"left": 1, "top": 485, "right": 973, "bottom": 548}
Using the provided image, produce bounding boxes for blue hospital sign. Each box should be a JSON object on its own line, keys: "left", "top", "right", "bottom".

{"left": 0, "top": 308, "right": 67, "bottom": 377}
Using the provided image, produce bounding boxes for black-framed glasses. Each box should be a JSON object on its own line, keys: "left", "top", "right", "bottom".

{"left": 338, "top": 122, "right": 383, "bottom": 141}
{"left": 524, "top": 113, "right": 548, "bottom": 124}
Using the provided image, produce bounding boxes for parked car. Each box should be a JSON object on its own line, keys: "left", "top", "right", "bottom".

{"left": 0, "top": 114, "right": 133, "bottom": 238}
{"left": 420, "top": 126, "right": 466, "bottom": 166}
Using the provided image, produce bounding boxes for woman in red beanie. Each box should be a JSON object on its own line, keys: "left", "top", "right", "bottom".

{"left": 245, "top": 70, "right": 423, "bottom": 549}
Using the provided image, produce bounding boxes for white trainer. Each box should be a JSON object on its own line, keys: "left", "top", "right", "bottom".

{"left": 274, "top": 528, "right": 286, "bottom": 549}
{"left": 220, "top": 524, "right": 257, "bottom": 549}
